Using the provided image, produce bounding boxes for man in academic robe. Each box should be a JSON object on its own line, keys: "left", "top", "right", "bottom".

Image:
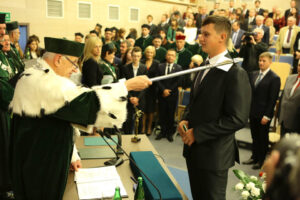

{"left": 6, "top": 21, "right": 25, "bottom": 72}
{"left": 135, "top": 24, "right": 153, "bottom": 52}
{"left": 120, "top": 47, "right": 148, "bottom": 134}
{"left": 156, "top": 49, "right": 182, "bottom": 142}
{"left": 153, "top": 35, "right": 167, "bottom": 63}
{"left": 178, "top": 16, "right": 251, "bottom": 200}
{"left": 74, "top": 32, "right": 84, "bottom": 43}
{"left": 9, "top": 37, "right": 151, "bottom": 200}
{"left": 0, "top": 14, "right": 16, "bottom": 200}
{"left": 175, "top": 34, "right": 192, "bottom": 88}
{"left": 243, "top": 52, "right": 280, "bottom": 169}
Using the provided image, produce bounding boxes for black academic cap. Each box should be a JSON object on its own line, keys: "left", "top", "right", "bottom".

{"left": 6, "top": 21, "right": 19, "bottom": 31}
{"left": 96, "top": 23, "right": 102, "bottom": 28}
{"left": 104, "top": 27, "right": 112, "bottom": 32}
{"left": 141, "top": 24, "right": 151, "bottom": 30}
{"left": 44, "top": 37, "right": 84, "bottom": 57}
{"left": 75, "top": 32, "right": 84, "bottom": 38}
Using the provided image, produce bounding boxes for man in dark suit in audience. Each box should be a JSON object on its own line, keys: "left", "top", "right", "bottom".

{"left": 241, "top": 3, "right": 249, "bottom": 19}
{"left": 285, "top": 0, "right": 298, "bottom": 22}
{"left": 243, "top": 52, "right": 280, "bottom": 169}
{"left": 279, "top": 60, "right": 300, "bottom": 135}
{"left": 147, "top": 15, "right": 158, "bottom": 36}
{"left": 241, "top": 9, "right": 256, "bottom": 31}
{"left": 156, "top": 49, "right": 182, "bottom": 142}
{"left": 121, "top": 47, "right": 148, "bottom": 134}
{"left": 232, "top": 21, "right": 246, "bottom": 51}
{"left": 254, "top": 0, "right": 264, "bottom": 16}
{"left": 209, "top": 2, "right": 220, "bottom": 16}
{"left": 157, "top": 14, "right": 169, "bottom": 34}
{"left": 178, "top": 16, "right": 251, "bottom": 200}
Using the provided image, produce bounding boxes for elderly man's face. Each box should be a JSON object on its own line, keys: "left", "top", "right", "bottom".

{"left": 256, "top": 17, "right": 263, "bottom": 26}
{"left": 12, "top": 28, "right": 20, "bottom": 42}
{"left": 254, "top": 30, "right": 264, "bottom": 40}
{"left": 1, "top": 35, "right": 10, "bottom": 52}
{"left": 120, "top": 42, "right": 128, "bottom": 54}
{"left": 287, "top": 17, "right": 296, "bottom": 27}
{"left": 55, "top": 55, "right": 78, "bottom": 78}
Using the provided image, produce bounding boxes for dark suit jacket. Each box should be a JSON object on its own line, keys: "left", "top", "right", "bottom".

{"left": 156, "top": 63, "right": 182, "bottom": 97}
{"left": 293, "top": 31, "right": 300, "bottom": 73}
{"left": 250, "top": 70, "right": 281, "bottom": 119}
{"left": 285, "top": 8, "right": 299, "bottom": 21}
{"left": 120, "top": 63, "right": 148, "bottom": 107}
{"left": 252, "top": 25, "right": 270, "bottom": 45}
{"left": 81, "top": 58, "right": 103, "bottom": 88}
{"left": 157, "top": 22, "right": 169, "bottom": 34}
{"left": 182, "top": 59, "right": 251, "bottom": 170}
{"left": 232, "top": 29, "right": 246, "bottom": 49}
{"left": 195, "top": 14, "right": 207, "bottom": 29}
{"left": 241, "top": 17, "right": 256, "bottom": 31}
{"left": 256, "top": 8, "right": 264, "bottom": 16}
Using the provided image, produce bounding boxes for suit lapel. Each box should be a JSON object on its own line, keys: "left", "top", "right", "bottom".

{"left": 137, "top": 64, "right": 143, "bottom": 76}
{"left": 128, "top": 64, "right": 134, "bottom": 78}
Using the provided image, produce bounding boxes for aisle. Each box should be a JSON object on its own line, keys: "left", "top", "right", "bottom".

{"left": 148, "top": 128, "right": 261, "bottom": 200}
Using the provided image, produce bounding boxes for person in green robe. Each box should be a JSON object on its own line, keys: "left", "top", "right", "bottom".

{"left": 174, "top": 34, "right": 193, "bottom": 88}
{"left": 6, "top": 21, "right": 25, "bottom": 72}
{"left": 152, "top": 35, "right": 167, "bottom": 63}
{"left": 0, "top": 15, "right": 19, "bottom": 199}
{"left": 135, "top": 24, "right": 153, "bottom": 52}
{"left": 9, "top": 37, "right": 151, "bottom": 200}
{"left": 100, "top": 43, "right": 118, "bottom": 84}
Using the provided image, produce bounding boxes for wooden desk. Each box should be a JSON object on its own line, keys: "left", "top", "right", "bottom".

{"left": 63, "top": 135, "right": 188, "bottom": 199}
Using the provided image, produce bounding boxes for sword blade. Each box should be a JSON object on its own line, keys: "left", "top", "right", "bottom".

{"left": 150, "top": 58, "right": 242, "bottom": 82}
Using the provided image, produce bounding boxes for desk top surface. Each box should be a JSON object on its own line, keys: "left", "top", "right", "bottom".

{"left": 63, "top": 135, "right": 188, "bottom": 200}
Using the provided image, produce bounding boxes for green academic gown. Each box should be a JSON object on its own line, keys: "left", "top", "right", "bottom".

{"left": 135, "top": 35, "right": 153, "bottom": 52}
{"left": 10, "top": 43, "right": 25, "bottom": 72}
{"left": 175, "top": 48, "right": 192, "bottom": 88}
{"left": 9, "top": 58, "right": 128, "bottom": 200}
{"left": 155, "top": 47, "right": 167, "bottom": 63}
{"left": 100, "top": 60, "right": 118, "bottom": 84}
{"left": 0, "top": 50, "right": 17, "bottom": 192}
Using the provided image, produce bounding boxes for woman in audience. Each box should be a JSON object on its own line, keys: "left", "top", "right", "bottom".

{"left": 119, "top": 47, "right": 133, "bottom": 79}
{"left": 263, "top": 9, "right": 269, "bottom": 23}
{"left": 183, "top": 18, "right": 197, "bottom": 44}
{"left": 81, "top": 36, "right": 103, "bottom": 87}
{"left": 167, "top": 18, "right": 179, "bottom": 44}
{"left": 140, "top": 46, "right": 159, "bottom": 135}
{"left": 265, "top": 18, "right": 276, "bottom": 45}
{"left": 263, "top": 135, "right": 300, "bottom": 200}
{"left": 273, "top": 9, "right": 285, "bottom": 33}
{"left": 24, "top": 37, "right": 40, "bottom": 60}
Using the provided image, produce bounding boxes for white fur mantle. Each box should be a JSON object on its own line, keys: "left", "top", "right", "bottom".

{"left": 9, "top": 58, "right": 128, "bottom": 129}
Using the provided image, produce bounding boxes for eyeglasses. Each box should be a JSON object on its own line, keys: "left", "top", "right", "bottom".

{"left": 64, "top": 56, "right": 79, "bottom": 69}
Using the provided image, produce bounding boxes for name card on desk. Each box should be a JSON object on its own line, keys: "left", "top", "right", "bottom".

{"left": 130, "top": 151, "right": 182, "bottom": 200}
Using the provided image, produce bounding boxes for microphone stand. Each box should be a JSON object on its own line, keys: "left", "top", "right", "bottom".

{"left": 98, "top": 130, "right": 124, "bottom": 167}
{"left": 109, "top": 125, "right": 162, "bottom": 200}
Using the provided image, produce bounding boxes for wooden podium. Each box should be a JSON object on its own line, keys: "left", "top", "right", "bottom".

{"left": 63, "top": 135, "right": 188, "bottom": 200}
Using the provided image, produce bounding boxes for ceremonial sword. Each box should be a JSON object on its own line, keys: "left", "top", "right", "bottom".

{"left": 150, "top": 58, "right": 243, "bottom": 82}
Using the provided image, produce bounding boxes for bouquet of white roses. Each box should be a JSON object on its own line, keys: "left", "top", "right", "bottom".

{"left": 233, "top": 169, "right": 266, "bottom": 200}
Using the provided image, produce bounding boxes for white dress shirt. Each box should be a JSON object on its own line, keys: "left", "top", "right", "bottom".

{"left": 283, "top": 26, "right": 295, "bottom": 48}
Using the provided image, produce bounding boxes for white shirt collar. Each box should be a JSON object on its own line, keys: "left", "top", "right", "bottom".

{"left": 259, "top": 67, "right": 271, "bottom": 77}
{"left": 208, "top": 50, "right": 232, "bottom": 72}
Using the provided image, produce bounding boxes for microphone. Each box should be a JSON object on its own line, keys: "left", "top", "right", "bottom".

{"left": 98, "top": 130, "right": 124, "bottom": 167}
{"left": 106, "top": 125, "right": 163, "bottom": 200}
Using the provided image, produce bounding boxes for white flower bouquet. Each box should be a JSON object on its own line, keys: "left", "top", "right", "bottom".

{"left": 233, "top": 169, "right": 266, "bottom": 200}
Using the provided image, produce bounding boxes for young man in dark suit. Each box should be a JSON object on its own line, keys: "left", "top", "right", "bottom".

{"left": 178, "top": 16, "right": 251, "bottom": 200}
{"left": 243, "top": 52, "right": 280, "bottom": 169}
{"left": 120, "top": 47, "right": 148, "bottom": 134}
{"left": 156, "top": 49, "right": 182, "bottom": 142}
{"left": 231, "top": 21, "right": 246, "bottom": 51}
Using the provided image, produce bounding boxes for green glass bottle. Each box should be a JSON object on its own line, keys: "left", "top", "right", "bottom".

{"left": 25, "top": 48, "right": 31, "bottom": 60}
{"left": 134, "top": 177, "right": 145, "bottom": 200}
{"left": 112, "top": 186, "right": 122, "bottom": 200}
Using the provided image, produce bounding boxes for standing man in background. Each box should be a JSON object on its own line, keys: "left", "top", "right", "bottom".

{"left": 243, "top": 52, "right": 280, "bottom": 169}
{"left": 178, "top": 16, "right": 251, "bottom": 200}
